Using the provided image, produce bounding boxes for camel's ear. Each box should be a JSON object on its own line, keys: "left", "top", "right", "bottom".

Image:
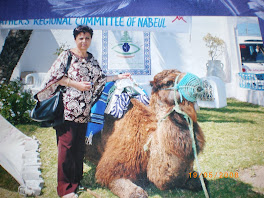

{"left": 150, "top": 80, "right": 160, "bottom": 93}
{"left": 150, "top": 80, "right": 154, "bottom": 88}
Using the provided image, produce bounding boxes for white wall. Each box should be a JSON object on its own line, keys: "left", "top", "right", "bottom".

{"left": 191, "top": 17, "right": 227, "bottom": 76}
{"left": 10, "top": 17, "right": 234, "bottom": 94}
{"left": 11, "top": 30, "right": 60, "bottom": 80}
{"left": 38, "top": 29, "right": 195, "bottom": 87}
{"left": 8, "top": 16, "right": 263, "bottom": 106}
{"left": 12, "top": 18, "right": 230, "bottom": 81}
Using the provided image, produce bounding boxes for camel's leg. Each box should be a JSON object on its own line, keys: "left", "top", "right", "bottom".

{"left": 109, "top": 178, "right": 148, "bottom": 198}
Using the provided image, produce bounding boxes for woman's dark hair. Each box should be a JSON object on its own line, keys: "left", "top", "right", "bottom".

{"left": 73, "top": 25, "right": 93, "bottom": 39}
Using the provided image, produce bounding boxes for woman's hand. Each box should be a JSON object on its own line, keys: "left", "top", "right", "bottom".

{"left": 106, "top": 73, "right": 132, "bottom": 82}
{"left": 58, "top": 77, "right": 93, "bottom": 91}
{"left": 75, "top": 81, "right": 93, "bottom": 91}
{"left": 117, "top": 73, "right": 131, "bottom": 80}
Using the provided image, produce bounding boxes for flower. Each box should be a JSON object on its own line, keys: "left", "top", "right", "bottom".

{"left": 203, "top": 33, "right": 225, "bottom": 60}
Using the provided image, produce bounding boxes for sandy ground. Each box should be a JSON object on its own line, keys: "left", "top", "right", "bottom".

{"left": 238, "top": 165, "right": 264, "bottom": 194}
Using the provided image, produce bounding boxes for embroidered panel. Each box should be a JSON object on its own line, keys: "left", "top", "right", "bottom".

{"left": 102, "top": 30, "right": 151, "bottom": 75}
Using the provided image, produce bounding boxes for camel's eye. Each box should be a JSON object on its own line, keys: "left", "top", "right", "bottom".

{"left": 166, "top": 80, "right": 174, "bottom": 87}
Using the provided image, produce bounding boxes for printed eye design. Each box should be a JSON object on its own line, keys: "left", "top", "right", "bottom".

{"left": 112, "top": 42, "right": 140, "bottom": 57}
{"left": 122, "top": 43, "right": 130, "bottom": 52}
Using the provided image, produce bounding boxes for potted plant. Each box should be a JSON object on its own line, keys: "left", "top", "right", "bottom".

{"left": 203, "top": 33, "right": 226, "bottom": 81}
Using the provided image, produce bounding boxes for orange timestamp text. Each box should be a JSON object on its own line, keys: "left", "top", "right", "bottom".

{"left": 189, "top": 171, "right": 239, "bottom": 179}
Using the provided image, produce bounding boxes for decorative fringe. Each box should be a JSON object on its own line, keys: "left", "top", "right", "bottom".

{"left": 85, "top": 132, "right": 93, "bottom": 145}
{"left": 143, "top": 137, "right": 152, "bottom": 152}
{"left": 107, "top": 84, "right": 117, "bottom": 103}
{"left": 0, "top": 114, "right": 44, "bottom": 196}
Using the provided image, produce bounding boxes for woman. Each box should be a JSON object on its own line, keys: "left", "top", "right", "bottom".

{"left": 36, "top": 25, "right": 131, "bottom": 198}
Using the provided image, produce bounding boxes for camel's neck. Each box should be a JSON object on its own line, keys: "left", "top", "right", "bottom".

{"left": 149, "top": 100, "right": 172, "bottom": 121}
{"left": 149, "top": 98, "right": 200, "bottom": 160}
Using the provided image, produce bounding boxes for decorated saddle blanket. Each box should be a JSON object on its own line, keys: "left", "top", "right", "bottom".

{"left": 85, "top": 79, "right": 149, "bottom": 145}
{"left": 108, "top": 92, "right": 149, "bottom": 118}
{"left": 85, "top": 81, "right": 114, "bottom": 145}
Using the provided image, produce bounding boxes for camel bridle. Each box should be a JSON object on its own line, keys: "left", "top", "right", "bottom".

{"left": 164, "top": 72, "right": 204, "bottom": 103}
{"left": 160, "top": 72, "right": 204, "bottom": 122}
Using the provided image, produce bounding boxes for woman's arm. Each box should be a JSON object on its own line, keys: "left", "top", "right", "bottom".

{"left": 106, "top": 73, "right": 131, "bottom": 82}
{"left": 58, "top": 73, "right": 131, "bottom": 90}
{"left": 58, "top": 77, "right": 93, "bottom": 91}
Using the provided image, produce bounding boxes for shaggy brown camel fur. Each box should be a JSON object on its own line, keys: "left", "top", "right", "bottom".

{"left": 85, "top": 69, "right": 206, "bottom": 198}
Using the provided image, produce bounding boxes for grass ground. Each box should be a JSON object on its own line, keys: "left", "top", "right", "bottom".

{"left": 0, "top": 98, "right": 264, "bottom": 198}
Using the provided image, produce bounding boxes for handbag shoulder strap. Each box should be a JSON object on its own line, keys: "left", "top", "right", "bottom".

{"left": 65, "top": 50, "right": 72, "bottom": 75}
{"left": 54, "top": 51, "right": 72, "bottom": 93}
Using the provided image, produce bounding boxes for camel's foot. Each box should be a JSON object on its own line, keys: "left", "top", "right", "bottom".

{"left": 183, "top": 171, "right": 209, "bottom": 192}
{"left": 109, "top": 178, "right": 148, "bottom": 198}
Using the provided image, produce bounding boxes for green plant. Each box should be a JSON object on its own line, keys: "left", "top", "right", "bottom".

{"left": 203, "top": 33, "right": 225, "bottom": 60}
{"left": 54, "top": 43, "right": 70, "bottom": 56}
{"left": 0, "top": 78, "right": 36, "bottom": 125}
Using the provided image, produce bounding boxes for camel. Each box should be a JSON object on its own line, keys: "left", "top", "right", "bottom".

{"left": 85, "top": 69, "right": 206, "bottom": 198}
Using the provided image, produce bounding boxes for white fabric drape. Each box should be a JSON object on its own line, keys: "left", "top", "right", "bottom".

{"left": 0, "top": 114, "right": 43, "bottom": 196}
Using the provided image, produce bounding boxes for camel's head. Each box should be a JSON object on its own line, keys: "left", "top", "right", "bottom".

{"left": 150, "top": 69, "right": 204, "bottom": 121}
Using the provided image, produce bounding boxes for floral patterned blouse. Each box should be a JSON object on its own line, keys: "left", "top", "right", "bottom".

{"left": 36, "top": 50, "right": 106, "bottom": 123}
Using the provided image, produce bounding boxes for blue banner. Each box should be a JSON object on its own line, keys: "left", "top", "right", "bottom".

{"left": 0, "top": 16, "right": 192, "bottom": 33}
{"left": 0, "top": 0, "right": 263, "bottom": 39}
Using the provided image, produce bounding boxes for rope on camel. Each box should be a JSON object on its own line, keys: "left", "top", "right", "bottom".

{"left": 159, "top": 73, "right": 210, "bottom": 198}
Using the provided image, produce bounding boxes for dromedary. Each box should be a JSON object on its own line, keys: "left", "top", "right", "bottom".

{"left": 85, "top": 69, "right": 206, "bottom": 198}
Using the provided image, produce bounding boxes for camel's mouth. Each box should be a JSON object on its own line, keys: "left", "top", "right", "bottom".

{"left": 165, "top": 73, "right": 204, "bottom": 103}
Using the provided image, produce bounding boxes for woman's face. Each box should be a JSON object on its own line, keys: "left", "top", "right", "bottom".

{"left": 75, "top": 32, "right": 92, "bottom": 51}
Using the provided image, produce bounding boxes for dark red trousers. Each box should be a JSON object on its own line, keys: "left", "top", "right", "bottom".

{"left": 55, "top": 121, "right": 87, "bottom": 197}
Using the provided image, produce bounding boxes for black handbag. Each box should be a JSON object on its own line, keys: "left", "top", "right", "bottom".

{"left": 30, "top": 52, "right": 72, "bottom": 127}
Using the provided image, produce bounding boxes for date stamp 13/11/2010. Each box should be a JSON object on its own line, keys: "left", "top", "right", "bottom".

{"left": 189, "top": 172, "right": 239, "bottom": 179}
